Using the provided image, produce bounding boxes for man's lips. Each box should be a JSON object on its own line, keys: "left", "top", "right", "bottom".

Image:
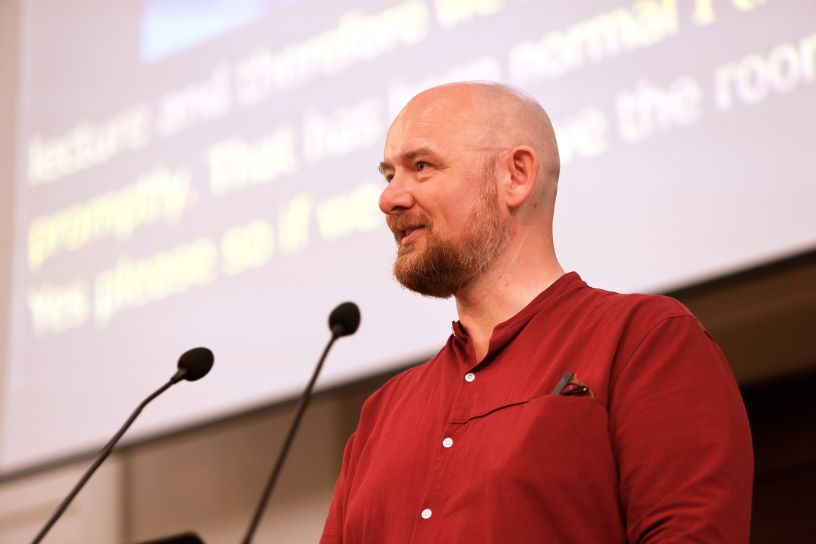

{"left": 399, "top": 225, "right": 425, "bottom": 246}
{"left": 388, "top": 215, "right": 429, "bottom": 246}
{"left": 388, "top": 216, "right": 425, "bottom": 247}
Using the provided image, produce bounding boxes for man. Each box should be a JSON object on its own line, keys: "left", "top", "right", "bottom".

{"left": 321, "top": 82, "right": 753, "bottom": 543}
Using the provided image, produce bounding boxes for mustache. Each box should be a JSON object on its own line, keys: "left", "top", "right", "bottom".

{"left": 387, "top": 214, "right": 431, "bottom": 235}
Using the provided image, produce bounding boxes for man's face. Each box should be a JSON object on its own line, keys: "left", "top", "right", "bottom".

{"left": 379, "top": 96, "right": 511, "bottom": 298}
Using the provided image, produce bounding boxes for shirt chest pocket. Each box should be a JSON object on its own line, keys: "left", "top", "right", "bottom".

{"left": 449, "top": 395, "right": 619, "bottom": 507}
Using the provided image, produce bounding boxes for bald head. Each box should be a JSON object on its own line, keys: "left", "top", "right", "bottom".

{"left": 389, "top": 82, "right": 561, "bottom": 194}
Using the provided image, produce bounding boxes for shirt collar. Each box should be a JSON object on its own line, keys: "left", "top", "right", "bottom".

{"left": 451, "top": 272, "right": 585, "bottom": 358}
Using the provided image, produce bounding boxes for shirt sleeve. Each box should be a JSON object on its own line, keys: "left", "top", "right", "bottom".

{"left": 609, "top": 315, "right": 753, "bottom": 543}
{"left": 319, "top": 430, "right": 357, "bottom": 544}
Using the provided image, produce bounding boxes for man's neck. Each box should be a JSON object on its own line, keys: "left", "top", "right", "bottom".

{"left": 454, "top": 246, "right": 564, "bottom": 362}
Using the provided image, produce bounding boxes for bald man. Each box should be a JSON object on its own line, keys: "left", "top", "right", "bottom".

{"left": 321, "top": 83, "right": 753, "bottom": 543}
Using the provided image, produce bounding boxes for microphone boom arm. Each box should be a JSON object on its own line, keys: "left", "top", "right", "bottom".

{"left": 30, "top": 347, "right": 213, "bottom": 544}
{"left": 31, "top": 378, "right": 177, "bottom": 544}
{"left": 241, "top": 334, "right": 339, "bottom": 544}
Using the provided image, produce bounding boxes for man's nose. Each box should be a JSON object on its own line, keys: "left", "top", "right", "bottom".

{"left": 379, "top": 174, "right": 414, "bottom": 215}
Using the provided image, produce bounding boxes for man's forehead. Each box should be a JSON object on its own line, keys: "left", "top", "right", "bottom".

{"left": 390, "top": 87, "right": 482, "bottom": 135}
{"left": 383, "top": 107, "right": 477, "bottom": 159}
{"left": 388, "top": 109, "right": 452, "bottom": 142}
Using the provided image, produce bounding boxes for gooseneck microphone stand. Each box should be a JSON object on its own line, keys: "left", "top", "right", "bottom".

{"left": 31, "top": 347, "right": 214, "bottom": 544}
{"left": 242, "top": 302, "right": 360, "bottom": 544}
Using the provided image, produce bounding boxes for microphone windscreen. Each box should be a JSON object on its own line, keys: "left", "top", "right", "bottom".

{"left": 177, "top": 347, "right": 214, "bottom": 381}
{"left": 329, "top": 302, "right": 361, "bottom": 337}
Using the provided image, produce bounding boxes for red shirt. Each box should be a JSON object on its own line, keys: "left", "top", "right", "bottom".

{"left": 321, "top": 273, "right": 753, "bottom": 543}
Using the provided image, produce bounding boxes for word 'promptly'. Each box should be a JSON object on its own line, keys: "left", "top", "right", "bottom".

{"left": 28, "top": 165, "right": 193, "bottom": 271}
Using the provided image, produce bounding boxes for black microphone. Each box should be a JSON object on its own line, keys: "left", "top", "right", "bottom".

{"left": 31, "top": 348, "right": 215, "bottom": 544}
{"left": 241, "top": 302, "right": 361, "bottom": 544}
{"left": 171, "top": 346, "right": 215, "bottom": 383}
{"left": 329, "top": 301, "right": 361, "bottom": 337}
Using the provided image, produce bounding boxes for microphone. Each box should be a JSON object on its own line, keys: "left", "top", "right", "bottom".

{"left": 31, "top": 348, "right": 215, "bottom": 544}
{"left": 329, "top": 301, "right": 361, "bottom": 337}
{"left": 241, "top": 302, "right": 361, "bottom": 544}
{"left": 171, "top": 346, "right": 215, "bottom": 383}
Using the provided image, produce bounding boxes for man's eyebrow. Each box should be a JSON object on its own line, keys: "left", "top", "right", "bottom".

{"left": 403, "top": 147, "right": 439, "bottom": 163}
{"left": 379, "top": 147, "right": 441, "bottom": 175}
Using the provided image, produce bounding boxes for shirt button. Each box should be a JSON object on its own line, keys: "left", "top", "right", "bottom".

{"left": 421, "top": 508, "right": 432, "bottom": 519}
{"left": 442, "top": 437, "right": 453, "bottom": 448}
{"left": 464, "top": 372, "right": 476, "bottom": 383}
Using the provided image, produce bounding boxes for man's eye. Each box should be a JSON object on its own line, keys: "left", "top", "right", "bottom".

{"left": 415, "top": 161, "right": 428, "bottom": 171}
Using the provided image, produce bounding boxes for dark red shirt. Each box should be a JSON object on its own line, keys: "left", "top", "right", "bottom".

{"left": 321, "top": 273, "right": 753, "bottom": 543}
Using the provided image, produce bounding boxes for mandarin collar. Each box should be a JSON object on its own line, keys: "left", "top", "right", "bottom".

{"left": 451, "top": 272, "right": 585, "bottom": 358}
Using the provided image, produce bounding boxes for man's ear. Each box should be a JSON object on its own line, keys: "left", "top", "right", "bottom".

{"left": 503, "top": 146, "right": 538, "bottom": 209}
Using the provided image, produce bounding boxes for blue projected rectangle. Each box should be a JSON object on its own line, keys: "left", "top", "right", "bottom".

{"left": 140, "top": 0, "right": 290, "bottom": 62}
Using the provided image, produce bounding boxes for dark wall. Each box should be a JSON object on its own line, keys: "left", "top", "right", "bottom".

{"left": 672, "top": 250, "right": 816, "bottom": 543}
{"left": 742, "top": 371, "right": 816, "bottom": 543}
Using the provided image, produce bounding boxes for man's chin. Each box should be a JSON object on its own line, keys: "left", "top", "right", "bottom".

{"left": 393, "top": 253, "right": 422, "bottom": 280}
{"left": 393, "top": 256, "right": 459, "bottom": 299}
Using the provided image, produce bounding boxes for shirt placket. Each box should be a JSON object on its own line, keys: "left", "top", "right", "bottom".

{"left": 410, "top": 362, "right": 480, "bottom": 542}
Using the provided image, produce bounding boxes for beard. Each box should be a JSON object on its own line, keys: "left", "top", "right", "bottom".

{"left": 391, "top": 164, "right": 511, "bottom": 298}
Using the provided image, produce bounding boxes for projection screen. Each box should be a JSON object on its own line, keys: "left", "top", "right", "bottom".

{"left": 2, "top": 0, "right": 815, "bottom": 474}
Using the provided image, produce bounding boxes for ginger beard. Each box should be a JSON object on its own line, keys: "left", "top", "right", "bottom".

{"left": 390, "top": 162, "right": 511, "bottom": 298}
